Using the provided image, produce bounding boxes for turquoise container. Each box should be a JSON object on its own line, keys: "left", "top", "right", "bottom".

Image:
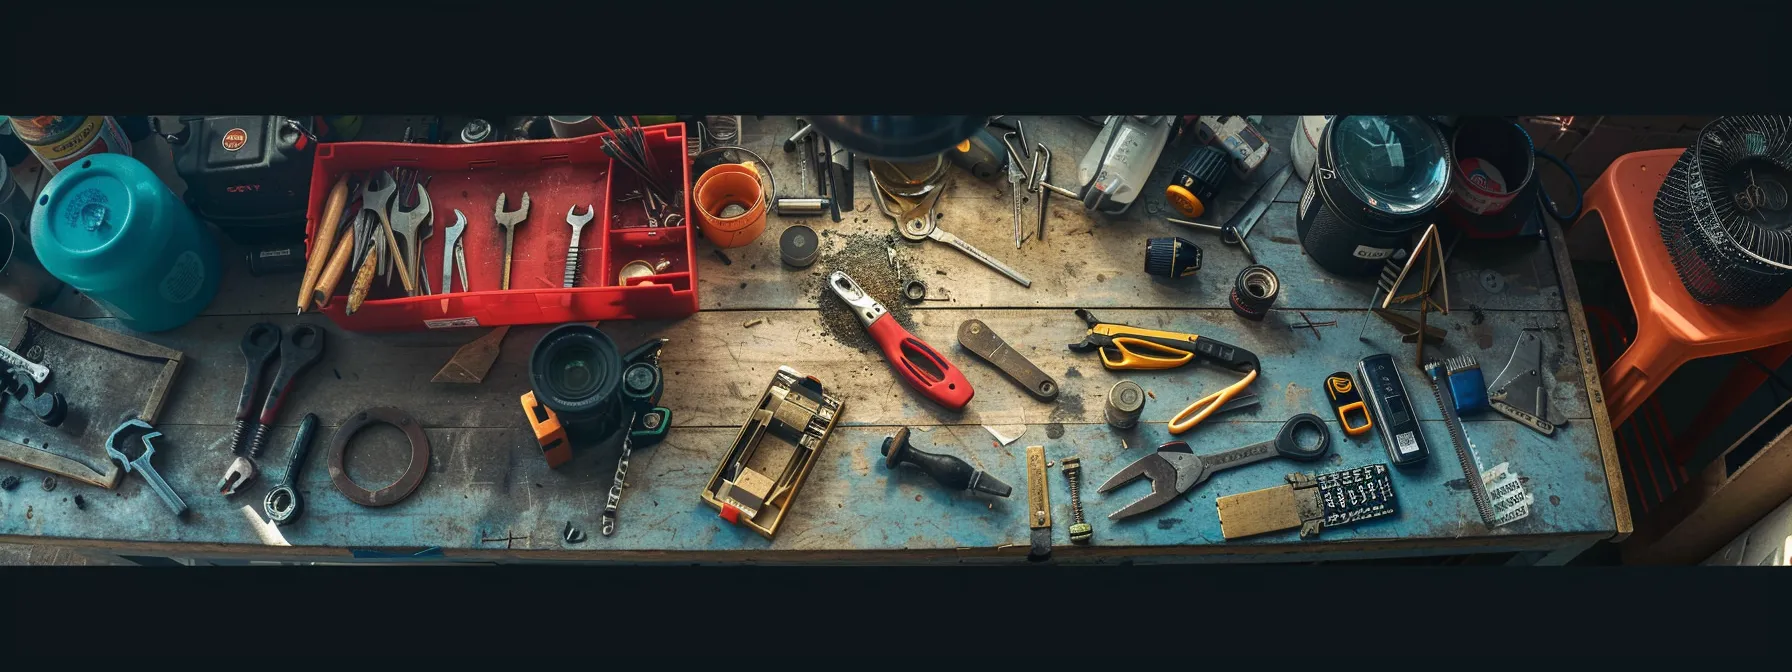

{"left": 30, "top": 154, "right": 220, "bottom": 332}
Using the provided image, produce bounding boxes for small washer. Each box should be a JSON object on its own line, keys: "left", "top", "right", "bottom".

{"left": 903, "top": 279, "right": 927, "bottom": 303}
{"left": 780, "top": 225, "right": 820, "bottom": 268}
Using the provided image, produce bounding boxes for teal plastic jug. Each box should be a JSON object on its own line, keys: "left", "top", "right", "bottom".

{"left": 30, "top": 154, "right": 220, "bottom": 331}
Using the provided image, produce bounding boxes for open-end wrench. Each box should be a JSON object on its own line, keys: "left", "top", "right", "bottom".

{"left": 389, "top": 184, "right": 432, "bottom": 295}
{"left": 107, "top": 419, "right": 187, "bottom": 518}
{"left": 441, "top": 209, "right": 467, "bottom": 294}
{"left": 495, "top": 192, "right": 531, "bottom": 290}
{"left": 0, "top": 344, "right": 49, "bottom": 385}
{"left": 218, "top": 323, "right": 325, "bottom": 495}
{"left": 563, "top": 205, "right": 595, "bottom": 288}
{"left": 219, "top": 323, "right": 281, "bottom": 494}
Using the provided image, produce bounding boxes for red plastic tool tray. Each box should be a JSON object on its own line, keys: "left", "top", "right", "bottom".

{"left": 301, "top": 124, "right": 696, "bottom": 332}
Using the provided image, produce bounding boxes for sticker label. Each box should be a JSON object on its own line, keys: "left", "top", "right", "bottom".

{"left": 1395, "top": 431, "right": 1420, "bottom": 455}
{"left": 257, "top": 248, "right": 292, "bottom": 259}
{"left": 1353, "top": 245, "right": 1395, "bottom": 260}
{"left": 159, "top": 250, "right": 207, "bottom": 304}
{"left": 1483, "top": 462, "right": 1535, "bottom": 527}
{"left": 222, "top": 128, "right": 248, "bottom": 151}
{"left": 424, "top": 317, "right": 480, "bottom": 329}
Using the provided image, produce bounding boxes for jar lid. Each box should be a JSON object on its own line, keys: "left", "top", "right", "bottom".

{"left": 32, "top": 154, "right": 141, "bottom": 257}
{"left": 1330, "top": 116, "right": 1450, "bottom": 216}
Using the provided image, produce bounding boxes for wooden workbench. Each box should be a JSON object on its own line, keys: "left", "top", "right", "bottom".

{"left": 0, "top": 116, "right": 1629, "bottom": 565}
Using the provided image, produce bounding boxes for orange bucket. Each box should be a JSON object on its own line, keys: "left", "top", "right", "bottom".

{"left": 694, "top": 163, "right": 767, "bottom": 248}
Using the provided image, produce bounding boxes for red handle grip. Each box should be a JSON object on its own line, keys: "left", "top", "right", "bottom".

{"left": 866, "top": 314, "right": 974, "bottom": 411}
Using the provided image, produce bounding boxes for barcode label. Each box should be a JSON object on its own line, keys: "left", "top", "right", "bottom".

{"left": 1483, "top": 462, "right": 1534, "bottom": 527}
{"left": 1395, "top": 431, "right": 1419, "bottom": 454}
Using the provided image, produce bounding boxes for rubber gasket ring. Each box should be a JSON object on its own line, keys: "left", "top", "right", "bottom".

{"left": 327, "top": 407, "right": 431, "bottom": 507}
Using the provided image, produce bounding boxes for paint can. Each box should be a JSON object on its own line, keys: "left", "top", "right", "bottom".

{"left": 1290, "top": 115, "right": 1331, "bottom": 182}
{"left": 7, "top": 116, "right": 132, "bottom": 175}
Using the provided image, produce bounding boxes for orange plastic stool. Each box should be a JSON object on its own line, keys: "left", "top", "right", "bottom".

{"left": 1576, "top": 149, "right": 1792, "bottom": 427}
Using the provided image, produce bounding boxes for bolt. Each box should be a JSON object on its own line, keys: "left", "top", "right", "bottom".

{"left": 1061, "top": 457, "right": 1092, "bottom": 544}
{"left": 643, "top": 413, "right": 663, "bottom": 430}
{"left": 41, "top": 476, "right": 56, "bottom": 492}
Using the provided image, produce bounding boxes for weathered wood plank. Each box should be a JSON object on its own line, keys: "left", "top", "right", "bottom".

{"left": 72, "top": 306, "right": 1589, "bottom": 434}
{"left": 0, "top": 419, "right": 1612, "bottom": 559}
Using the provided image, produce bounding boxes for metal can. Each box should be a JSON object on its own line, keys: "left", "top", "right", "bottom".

{"left": 8, "top": 116, "right": 132, "bottom": 175}
{"left": 1106, "top": 381, "right": 1146, "bottom": 429}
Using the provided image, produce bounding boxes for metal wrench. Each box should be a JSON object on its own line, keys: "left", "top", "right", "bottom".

{"left": 441, "top": 209, "right": 468, "bottom": 294}
{"left": 107, "top": 419, "right": 187, "bottom": 518}
{"left": 872, "top": 171, "right": 1032, "bottom": 288}
{"left": 563, "top": 205, "right": 595, "bottom": 288}
{"left": 1097, "top": 414, "right": 1330, "bottom": 520}
{"left": 0, "top": 344, "right": 49, "bottom": 384}
{"left": 389, "top": 184, "right": 432, "bottom": 296}
{"left": 495, "top": 192, "right": 530, "bottom": 290}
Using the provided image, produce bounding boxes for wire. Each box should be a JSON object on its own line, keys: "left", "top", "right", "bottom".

{"left": 1534, "top": 150, "right": 1583, "bottom": 223}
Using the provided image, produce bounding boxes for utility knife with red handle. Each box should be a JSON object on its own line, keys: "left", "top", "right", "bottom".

{"left": 827, "top": 270, "right": 973, "bottom": 411}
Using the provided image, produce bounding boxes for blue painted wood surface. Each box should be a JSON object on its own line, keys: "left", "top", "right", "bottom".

{"left": 0, "top": 116, "right": 1620, "bottom": 562}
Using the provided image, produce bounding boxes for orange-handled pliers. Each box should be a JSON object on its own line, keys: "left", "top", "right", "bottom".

{"left": 1068, "top": 309, "right": 1261, "bottom": 434}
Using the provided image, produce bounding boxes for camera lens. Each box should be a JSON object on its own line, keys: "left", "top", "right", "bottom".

{"left": 529, "top": 324, "right": 624, "bottom": 442}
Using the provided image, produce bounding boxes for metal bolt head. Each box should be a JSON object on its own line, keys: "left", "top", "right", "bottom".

{"left": 643, "top": 413, "right": 663, "bottom": 430}
{"left": 1061, "top": 456, "right": 1082, "bottom": 473}
{"left": 1069, "top": 523, "right": 1093, "bottom": 544}
{"left": 41, "top": 476, "right": 56, "bottom": 492}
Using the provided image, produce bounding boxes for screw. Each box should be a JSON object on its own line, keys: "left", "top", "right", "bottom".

{"left": 1061, "top": 457, "right": 1092, "bottom": 544}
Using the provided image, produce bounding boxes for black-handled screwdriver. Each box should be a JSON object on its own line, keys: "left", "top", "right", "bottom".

{"left": 880, "top": 427, "right": 1012, "bottom": 498}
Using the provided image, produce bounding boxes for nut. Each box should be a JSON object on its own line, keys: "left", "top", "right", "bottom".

{"left": 1069, "top": 522, "right": 1093, "bottom": 544}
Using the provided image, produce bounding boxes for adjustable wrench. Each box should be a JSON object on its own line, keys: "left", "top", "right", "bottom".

{"left": 563, "top": 205, "right": 595, "bottom": 288}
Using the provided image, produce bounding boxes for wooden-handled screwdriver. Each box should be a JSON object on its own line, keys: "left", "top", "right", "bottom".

{"left": 297, "top": 174, "right": 352, "bottom": 314}
{"left": 309, "top": 233, "right": 356, "bottom": 310}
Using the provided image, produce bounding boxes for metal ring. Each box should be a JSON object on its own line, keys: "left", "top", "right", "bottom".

{"left": 327, "top": 407, "right": 431, "bottom": 507}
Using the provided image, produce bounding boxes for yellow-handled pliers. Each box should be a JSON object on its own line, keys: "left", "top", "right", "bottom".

{"left": 1068, "top": 309, "right": 1261, "bottom": 434}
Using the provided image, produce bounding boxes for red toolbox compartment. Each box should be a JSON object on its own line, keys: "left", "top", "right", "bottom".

{"left": 301, "top": 124, "right": 697, "bottom": 332}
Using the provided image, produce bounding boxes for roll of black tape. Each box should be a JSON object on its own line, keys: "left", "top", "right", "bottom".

{"left": 1230, "top": 265, "right": 1279, "bottom": 320}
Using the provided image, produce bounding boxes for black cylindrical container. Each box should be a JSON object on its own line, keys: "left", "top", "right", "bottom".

{"left": 1145, "top": 236, "right": 1202, "bottom": 278}
{"left": 1165, "top": 146, "right": 1230, "bottom": 218}
{"left": 529, "top": 324, "right": 625, "bottom": 443}
{"left": 1440, "top": 117, "right": 1538, "bottom": 239}
{"left": 1297, "top": 116, "right": 1453, "bottom": 276}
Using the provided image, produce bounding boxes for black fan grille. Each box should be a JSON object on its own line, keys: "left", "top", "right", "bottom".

{"left": 1654, "top": 115, "right": 1792, "bottom": 307}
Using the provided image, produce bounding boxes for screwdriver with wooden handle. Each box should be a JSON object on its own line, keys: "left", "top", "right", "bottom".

{"left": 296, "top": 174, "right": 352, "bottom": 313}
{"left": 309, "top": 232, "right": 356, "bottom": 310}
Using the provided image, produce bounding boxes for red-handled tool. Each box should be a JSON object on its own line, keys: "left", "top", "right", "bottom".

{"left": 827, "top": 271, "right": 974, "bottom": 410}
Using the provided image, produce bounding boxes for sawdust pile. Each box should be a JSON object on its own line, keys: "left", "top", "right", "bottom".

{"left": 813, "top": 232, "right": 922, "bottom": 351}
